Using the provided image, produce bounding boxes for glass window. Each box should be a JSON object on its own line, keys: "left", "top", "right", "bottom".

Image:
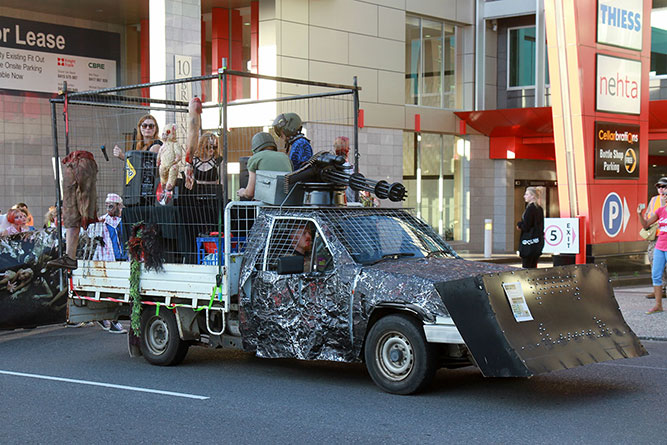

{"left": 651, "top": 8, "right": 667, "bottom": 77}
{"left": 265, "top": 219, "right": 315, "bottom": 272}
{"left": 402, "top": 132, "right": 467, "bottom": 241}
{"left": 405, "top": 16, "right": 421, "bottom": 106}
{"left": 332, "top": 212, "right": 455, "bottom": 265}
{"left": 509, "top": 27, "right": 536, "bottom": 88}
{"left": 405, "top": 15, "right": 458, "bottom": 108}
{"left": 508, "top": 26, "right": 549, "bottom": 88}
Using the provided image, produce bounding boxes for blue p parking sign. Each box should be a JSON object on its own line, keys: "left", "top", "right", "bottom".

{"left": 602, "top": 192, "right": 623, "bottom": 238}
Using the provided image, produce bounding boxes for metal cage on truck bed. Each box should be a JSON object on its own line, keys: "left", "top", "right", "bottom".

{"left": 50, "top": 70, "right": 360, "bottom": 268}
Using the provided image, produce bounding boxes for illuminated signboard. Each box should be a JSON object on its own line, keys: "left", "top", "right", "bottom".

{"left": 0, "top": 16, "right": 119, "bottom": 93}
{"left": 594, "top": 121, "right": 640, "bottom": 179}
{"left": 596, "top": 54, "right": 641, "bottom": 115}
{"left": 597, "top": 0, "right": 643, "bottom": 51}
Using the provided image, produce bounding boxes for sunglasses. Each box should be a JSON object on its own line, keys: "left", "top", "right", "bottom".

{"left": 658, "top": 185, "right": 667, "bottom": 189}
{"left": 141, "top": 123, "right": 155, "bottom": 129}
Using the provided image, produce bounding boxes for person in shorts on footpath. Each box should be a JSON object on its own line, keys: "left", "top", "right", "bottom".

{"left": 641, "top": 177, "right": 667, "bottom": 299}
{"left": 637, "top": 185, "right": 667, "bottom": 315}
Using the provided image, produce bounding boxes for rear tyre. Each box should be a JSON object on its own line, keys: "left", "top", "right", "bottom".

{"left": 364, "top": 314, "right": 437, "bottom": 395}
{"left": 139, "top": 308, "right": 189, "bottom": 366}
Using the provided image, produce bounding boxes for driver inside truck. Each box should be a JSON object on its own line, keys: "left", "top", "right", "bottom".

{"left": 291, "top": 222, "right": 313, "bottom": 271}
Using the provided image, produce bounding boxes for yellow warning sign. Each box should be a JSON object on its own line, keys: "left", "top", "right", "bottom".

{"left": 125, "top": 159, "right": 136, "bottom": 185}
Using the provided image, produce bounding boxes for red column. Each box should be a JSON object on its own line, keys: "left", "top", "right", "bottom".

{"left": 201, "top": 18, "right": 207, "bottom": 101}
{"left": 231, "top": 9, "right": 243, "bottom": 100}
{"left": 251, "top": 1, "right": 259, "bottom": 98}
{"left": 545, "top": 0, "right": 650, "bottom": 252}
{"left": 140, "top": 19, "right": 150, "bottom": 98}
{"left": 212, "top": 8, "right": 230, "bottom": 102}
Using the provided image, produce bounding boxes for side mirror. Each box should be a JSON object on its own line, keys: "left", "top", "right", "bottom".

{"left": 277, "top": 255, "right": 304, "bottom": 274}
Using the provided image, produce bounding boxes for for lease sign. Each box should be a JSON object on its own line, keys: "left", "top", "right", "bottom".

{"left": 0, "top": 16, "right": 119, "bottom": 94}
{"left": 596, "top": 54, "right": 641, "bottom": 114}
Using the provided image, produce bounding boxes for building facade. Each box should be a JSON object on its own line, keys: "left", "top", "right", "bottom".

{"left": 1, "top": 0, "right": 666, "bottom": 254}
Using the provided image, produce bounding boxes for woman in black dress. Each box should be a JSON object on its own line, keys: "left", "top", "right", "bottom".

{"left": 191, "top": 133, "right": 222, "bottom": 235}
{"left": 517, "top": 186, "right": 544, "bottom": 268}
{"left": 180, "top": 98, "right": 222, "bottom": 263}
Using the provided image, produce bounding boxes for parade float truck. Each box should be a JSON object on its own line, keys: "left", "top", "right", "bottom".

{"left": 67, "top": 153, "right": 647, "bottom": 395}
{"left": 54, "top": 72, "right": 645, "bottom": 394}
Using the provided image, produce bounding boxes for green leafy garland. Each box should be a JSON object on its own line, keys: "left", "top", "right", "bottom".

{"left": 129, "top": 258, "right": 142, "bottom": 335}
{"left": 127, "top": 222, "right": 165, "bottom": 336}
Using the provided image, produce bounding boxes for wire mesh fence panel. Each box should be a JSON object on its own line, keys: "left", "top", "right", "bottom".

{"left": 51, "top": 72, "right": 357, "bottom": 265}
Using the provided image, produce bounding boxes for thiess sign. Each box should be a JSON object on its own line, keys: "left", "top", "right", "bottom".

{"left": 0, "top": 16, "right": 119, "bottom": 94}
{"left": 594, "top": 122, "right": 639, "bottom": 179}
{"left": 597, "top": 0, "right": 643, "bottom": 51}
{"left": 596, "top": 54, "right": 641, "bottom": 115}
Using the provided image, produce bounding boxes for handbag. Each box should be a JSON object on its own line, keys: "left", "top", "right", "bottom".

{"left": 640, "top": 222, "right": 658, "bottom": 241}
{"left": 519, "top": 227, "right": 544, "bottom": 258}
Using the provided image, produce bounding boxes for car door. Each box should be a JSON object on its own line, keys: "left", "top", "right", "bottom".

{"left": 249, "top": 217, "right": 351, "bottom": 360}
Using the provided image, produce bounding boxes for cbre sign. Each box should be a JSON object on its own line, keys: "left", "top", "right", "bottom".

{"left": 596, "top": 54, "right": 641, "bottom": 115}
{"left": 597, "top": 0, "right": 643, "bottom": 51}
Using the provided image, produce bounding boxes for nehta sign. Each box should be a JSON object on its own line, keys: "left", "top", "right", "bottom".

{"left": 596, "top": 54, "right": 641, "bottom": 114}
{"left": 597, "top": 0, "right": 643, "bottom": 51}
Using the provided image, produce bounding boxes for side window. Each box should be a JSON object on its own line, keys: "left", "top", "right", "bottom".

{"left": 311, "top": 231, "right": 333, "bottom": 273}
{"left": 265, "top": 219, "right": 315, "bottom": 272}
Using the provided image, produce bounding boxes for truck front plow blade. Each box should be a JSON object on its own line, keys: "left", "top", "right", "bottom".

{"left": 434, "top": 264, "right": 647, "bottom": 377}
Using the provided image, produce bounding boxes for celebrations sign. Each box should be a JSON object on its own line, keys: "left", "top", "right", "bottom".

{"left": 0, "top": 16, "right": 119, "bottom": 93}
{"left": 594, "top": 121, "right": 639, "bottom": 179}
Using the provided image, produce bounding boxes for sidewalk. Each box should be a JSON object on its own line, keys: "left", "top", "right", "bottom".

{"left": 611, "top": 285, "right": 667, "bottom": 341}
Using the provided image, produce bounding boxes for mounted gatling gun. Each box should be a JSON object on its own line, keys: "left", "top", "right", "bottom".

{"left": 283, "top": 151, "right": 407, "bottom": 204}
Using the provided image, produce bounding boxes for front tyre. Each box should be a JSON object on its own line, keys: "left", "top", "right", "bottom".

{"left": 139, "top": 308, "right": 189, "bottom": 366}
{"left": 364, "top": 314, "right": 437, "bottom": 394}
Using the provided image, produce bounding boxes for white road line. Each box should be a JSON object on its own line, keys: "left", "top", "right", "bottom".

{"left": 0, "top": 370, "right": 209, "bottom": 400}
{"left": 598, "top": 362, "right": 667, "bottom": 371}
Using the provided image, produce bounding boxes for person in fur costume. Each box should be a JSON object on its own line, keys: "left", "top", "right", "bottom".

{"left": 156, "top": 123, "right": 184, "bottom": 205}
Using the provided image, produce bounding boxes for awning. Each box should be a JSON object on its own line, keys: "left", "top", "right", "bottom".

{"left": 455, "top": 107, "right": 553, "bottom": 138}
{"left": 456, "top": 101, "right": 667, "bottom": 138}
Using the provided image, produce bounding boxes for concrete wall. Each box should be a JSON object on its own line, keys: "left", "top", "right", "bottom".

{"left": 258, "top": 0, "right": 474, "bottom": 190}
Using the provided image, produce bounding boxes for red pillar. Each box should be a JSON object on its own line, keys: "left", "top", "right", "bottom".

{"left": 231, "top": 9, "right": 243, "bottom": 100}
{"left": 212, "top": 8, "right": 230, "bottom": 102}
{"left": 140, "top": 19, "right": 150, "bottom": 98}
{"left": 201, "top": 18, "right": 207, "bottom": 101}
{"left": 545, "top": 0, "right": 650, "bottom": 253}
{"left": 251, "top": 1, "right": 259, "bottom": 98}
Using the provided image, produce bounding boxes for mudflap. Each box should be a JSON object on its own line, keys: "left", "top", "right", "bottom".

{"left": 435, "top": 263, "right": 647, "bottom": 377}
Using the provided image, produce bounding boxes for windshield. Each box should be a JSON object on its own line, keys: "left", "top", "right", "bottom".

{"left": 331, "top": 212, "right": 457, "bottom": 265}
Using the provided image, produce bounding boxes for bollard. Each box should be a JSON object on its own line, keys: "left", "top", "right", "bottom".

{"left": 484, "top": 219, "right": 493, "bottom": 258}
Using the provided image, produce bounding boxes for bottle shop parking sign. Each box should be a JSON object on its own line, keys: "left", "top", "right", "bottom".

{"left": 594, "top": 122, "right": 639, "bottom": 179}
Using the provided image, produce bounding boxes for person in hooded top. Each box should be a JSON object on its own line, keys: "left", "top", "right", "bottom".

{"left": 236, "top": 132, "right": 292, "bottom": 200}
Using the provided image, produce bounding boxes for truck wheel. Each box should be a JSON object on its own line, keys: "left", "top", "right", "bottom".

{"left": 364, "top": 314, "right": 436, "bottom": 395}
{"left": 139, "top": 308, "right": 189, "bottom": 366}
